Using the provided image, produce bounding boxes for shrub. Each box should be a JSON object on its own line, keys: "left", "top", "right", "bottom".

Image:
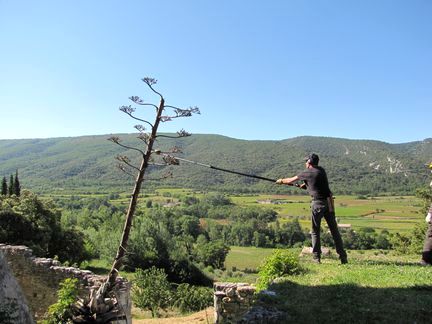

{"left": 42, "top": 278, "right": 79, "bottom": 324}
{"left": 256, "top": 249, "right": 301, "bottom": 291}
{"left": 173, "top": 283, "right": 213, "bottom": 313}
{"left": 132, "top": 267, "right": 173, "bottom": 318}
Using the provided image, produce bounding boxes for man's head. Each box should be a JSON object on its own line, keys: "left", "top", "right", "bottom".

{"left": 305, "top": 153, "right": 319, "bottom": 166}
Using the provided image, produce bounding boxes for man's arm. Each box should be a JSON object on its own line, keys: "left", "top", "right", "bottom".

{"left": 276, "top": 175, "right": 299, "bottom": 185}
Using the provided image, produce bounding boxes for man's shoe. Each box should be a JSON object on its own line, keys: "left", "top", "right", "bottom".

{"left": 312, "top": 257, "right": 321, "bottom": 264}
{"left": 340, "top": 257, "right": 348, "bottom": 264}
{"left": 419, "top": 260, "right": 431, "bottom": 266}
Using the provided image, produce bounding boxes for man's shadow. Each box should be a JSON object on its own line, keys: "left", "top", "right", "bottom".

{"left": 250, "top": 279, "right": 432, "bottom": 323}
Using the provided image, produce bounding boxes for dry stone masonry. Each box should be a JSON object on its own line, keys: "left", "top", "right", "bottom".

{"left": 214, "top": 282, "right": 286, "bottom": 323}
{"left": 214, "top": 282, "right": 256, "bottom": 323}
{"left": 0, "top": 251, "right": 34, "bottom": 324}
{"left": 0, "top": 244, "right": 131, "bottom": 323}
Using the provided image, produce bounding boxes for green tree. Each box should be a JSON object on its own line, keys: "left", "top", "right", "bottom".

{"left": 1, "top": 176, "right": 7, "bottom": 196}
{"left": 202, "top": 193, "right": 232, "bottom": 206}
{"left": 8, "top": 174, "right": 14, "bottom": 196}
{"left": 194, "top": 239, "right": 230, "bottom": 268}
{"left": 132, "top": 267, "right": 173, "bottom": 318}
{"left": 173, "top": 283, "right": 213, "bottom": 313}
{"left": 174, "top": 215, "right": 201, "bottom": 238}
{"left": 0, "top": 210, "right": 34, "bottom": 246}
{"left": 274, "top": 218, "right": 306, "bottom": 247}
{"left": 14, "top": 170, "right": 21, "bottom": 197}
{"left": 0, "top": 190, "right": 89, "bottom": 263}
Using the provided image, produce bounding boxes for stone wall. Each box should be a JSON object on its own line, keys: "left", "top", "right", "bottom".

{"left": 0, "top": 244, "right": 131, "bottom": 323}
{"left": 0, "top": 251, "right": 34, "bottom": 324}
{"left": 214, "top": 282, "right": 285, "bottom": 323}
{"left": 214, "top": 282, "right": 255, "bottom": 323}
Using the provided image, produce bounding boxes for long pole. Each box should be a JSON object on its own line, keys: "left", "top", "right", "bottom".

{"left": 156, "top": 152, "right": 303, "bottom": 187}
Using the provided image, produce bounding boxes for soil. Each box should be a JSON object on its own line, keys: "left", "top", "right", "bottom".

{"left": 132, "top": 307, "right": 214, "bottom": 323}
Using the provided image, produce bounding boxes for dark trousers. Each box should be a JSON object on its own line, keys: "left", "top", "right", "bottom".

{"left": 311, "top": 199, "right": 347, "bottom": 260}
{"left": 422, "top": 223, "right": 432, "bottom": 264}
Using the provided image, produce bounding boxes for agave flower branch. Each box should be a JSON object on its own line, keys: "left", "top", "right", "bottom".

{"left": 101, "top": 77, "right": 200, "bottom": 300}
{"left": 119, "top": 105, "right": 154, "bottom": 129}
{"left": 108, "top": 136, "right": 145, "bottom": 157}
{"left": 157, "top": 129, "right": 192, "bottom": 139}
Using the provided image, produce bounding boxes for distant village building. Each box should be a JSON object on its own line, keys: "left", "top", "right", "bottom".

{"left": 162, "top": 201, "right": 181, "bottom": 208}
{"left": 257, "top": 199, "right": 273, "bottom": 204}
{"left": 256, "top": 199, "right": 288, "bottom": 205}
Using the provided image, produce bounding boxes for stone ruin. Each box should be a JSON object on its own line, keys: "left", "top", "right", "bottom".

{"left": 214, "top": 282, "right": 284, "bottom": 323}
{"left": 0, "top": 244, "right": 131, "bottom": 323}
{"left": 0, "top": 250, "right": 34, "bottom": 323}
{"left": 2, "top": 243, "right": 290, "bottom": 323}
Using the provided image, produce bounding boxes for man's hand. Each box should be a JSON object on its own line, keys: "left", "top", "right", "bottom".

{"left": 298, "top": 183, "right": 307, "bottom": 190}
{"left": 276, "top": 179, "right": 284, "bottom": 184}
{"left": 426, "top": 212, "right": 431, "bottom": 223}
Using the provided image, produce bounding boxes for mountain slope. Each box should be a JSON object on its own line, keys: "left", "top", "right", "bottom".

{"left": 0, "top": 134, "right": 430, "bottom": 194}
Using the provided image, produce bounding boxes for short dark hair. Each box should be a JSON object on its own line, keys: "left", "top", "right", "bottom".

{"left": 305, "top": 153, "right": 319, "bottom": 166}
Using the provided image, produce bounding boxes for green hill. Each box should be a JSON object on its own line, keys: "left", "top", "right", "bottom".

{"left": 0, "top": 134, "right": 431, "bottom": 194}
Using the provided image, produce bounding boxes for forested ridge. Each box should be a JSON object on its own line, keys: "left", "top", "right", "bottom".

{"left": 1, "top": 134, "right": 431, "bottom": 195}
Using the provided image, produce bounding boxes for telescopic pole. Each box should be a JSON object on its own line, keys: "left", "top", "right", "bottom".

{"left": 155, "top": 151, "right": 303, "bottom": 188}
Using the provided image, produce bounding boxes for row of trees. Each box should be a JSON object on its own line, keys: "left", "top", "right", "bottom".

{"left": 1, "top": 170, "right": 21, "bottom": 197}
{"left": 57, "top": 191, "right": 396, "bottom": 269}
{"left": 3, "top": 187, "right": 424, "bottom": 270}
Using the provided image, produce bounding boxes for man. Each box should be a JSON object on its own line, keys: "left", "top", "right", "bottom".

{"left": 420, "top": 161, "right": 432, "bottom": 266}
{"left": 276, "top": 153, "right": 348, "bottom": 264}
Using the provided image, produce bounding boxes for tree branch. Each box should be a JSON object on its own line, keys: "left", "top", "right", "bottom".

{"left": 160, "top": 106, "right": 200, "bottom": 122}
{"left": 129, "top": 96, "right": 159, "bottom": 110}
{"left": 119, "top": 106, "right": 154, "bottom": 128}
{"left": 116, "top": 164, "right": 136, "bottom": 178}
{"left": 108, "top": 137, "right": 146, "bottom": 156}
{"left": 144, "top": 171, "right": 173, "bottom": 181}
{"left": 157, "top": 129, "right": 191, "bottom": 139}
{"left": 115, "top": 155, "right": 141, "bottom": 172}
{"left": 142, "top": 77, "right": 164, "bottom": 101}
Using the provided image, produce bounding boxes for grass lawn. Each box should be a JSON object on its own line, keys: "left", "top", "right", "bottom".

{"left": 83, "top": 247, "right": 432, "bottom": 323}
{"left": 225, "top": 247, "right": 432, "bottom": 323}
{"left": 268, "top": 253, "right": 432, "bottom": 323}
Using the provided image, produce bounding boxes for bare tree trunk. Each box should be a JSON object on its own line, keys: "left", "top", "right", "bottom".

{"left": 84, "top": 78, "right": 199, "bottom": 321}
{"left": 106, "top": 98, "right": 164, "bottom": 287}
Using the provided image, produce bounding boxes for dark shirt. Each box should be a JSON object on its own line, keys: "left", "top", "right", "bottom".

{"left": 297, "top": 166, "right": 332, "bottom": 200}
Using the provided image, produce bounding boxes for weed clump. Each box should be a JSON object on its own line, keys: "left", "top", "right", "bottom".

{"left": 256, "top": 249, "right": 301, "bottom": 291}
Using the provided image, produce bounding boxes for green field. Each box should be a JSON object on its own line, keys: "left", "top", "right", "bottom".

{"left": 231, "top": 194, "right": 422, "bottom": 233}
{"left": 224, "top": 246, "right": 280, "bottom": 272}
{"left": 44, "top": 189, "right": 424, "bottom": 234}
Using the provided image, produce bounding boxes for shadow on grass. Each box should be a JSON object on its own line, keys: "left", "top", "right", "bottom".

{"left": 256, "top": 281, "right": 432, "bottom": 323}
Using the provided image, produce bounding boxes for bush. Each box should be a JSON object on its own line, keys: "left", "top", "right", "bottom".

{"left": 132, "top": 267, "right": 173, "bottom": 318}
{"left": 173, "top": 283, "right": 213, "bottom": 313}
{"left": 42, "top": 278, "right": 79, "bottom": 324}
{"left": 257, "top": 249, "right": 301, "bottom": 291}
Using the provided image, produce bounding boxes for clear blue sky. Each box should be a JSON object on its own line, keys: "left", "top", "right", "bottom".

{"left": 1, "top": 0, "right": 431, "bottom": 143}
